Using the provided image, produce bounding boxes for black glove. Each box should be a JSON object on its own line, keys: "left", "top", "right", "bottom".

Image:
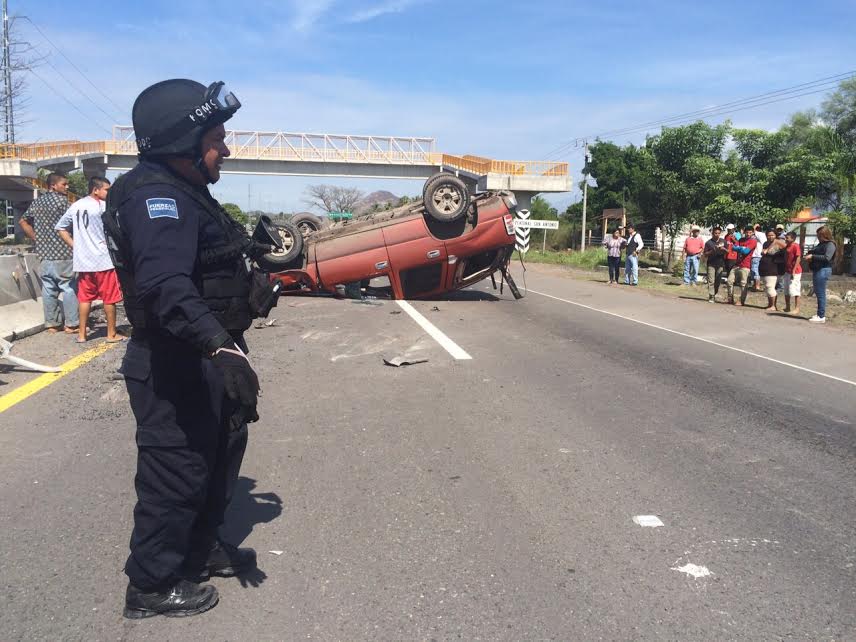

{"left": 246, "top": 240, "right": 275, "bottom": 259}
{"left": 211, "top": 342, "right": 260, "bottom": 422}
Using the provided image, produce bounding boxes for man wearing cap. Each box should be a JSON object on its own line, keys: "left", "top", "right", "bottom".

{"left": 682, "top": 225, "right": 704, "bottom": 285}
{"left": 103, "top": 80, "right": 276, "bottom": 618}
{"left": 776, "top": 223, "right": 786, "bottom": 240}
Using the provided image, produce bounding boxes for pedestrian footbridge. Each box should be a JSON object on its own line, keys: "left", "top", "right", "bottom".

{"left": 1, "top": 127, "right": 570, "bottom": 236}
{"left": 1, "top": 126, "right": 568, "bottom": 192}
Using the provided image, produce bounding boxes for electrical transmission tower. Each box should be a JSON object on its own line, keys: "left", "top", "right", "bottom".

{"left": 2, "top": 0, "right": 14, "bottom": 144}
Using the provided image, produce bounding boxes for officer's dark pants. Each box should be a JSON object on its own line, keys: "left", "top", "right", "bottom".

{"left": 120, "top": 335, "right": 248, "bottom": 590}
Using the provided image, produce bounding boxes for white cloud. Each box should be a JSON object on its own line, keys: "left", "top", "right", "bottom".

{"left": 346, "top": 0, "right": 419, "bottom": 23}
{"left": 290, "top": 0, "right": 335, "bottom": 32}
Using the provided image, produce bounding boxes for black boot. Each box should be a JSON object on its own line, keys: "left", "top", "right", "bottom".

{"left": 186, "top": 539, "right": 257, "bottom": 580}
{"left": 123, "top": 579, "right": 218, "bottom": 619}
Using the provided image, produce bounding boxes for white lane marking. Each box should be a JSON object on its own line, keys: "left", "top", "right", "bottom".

{"left": 633, "top": 515, "right": 664, "bottom": 528}
{"left": 528, "top": 288, "right": 856, "bottom": 388}
{"left": 395, "top": 300, "right": 472, "bottom": 360}
{"left": 671, "top": 563, "right": 713, "bottom": 579}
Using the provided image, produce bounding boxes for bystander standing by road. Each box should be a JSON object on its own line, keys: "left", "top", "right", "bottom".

{"left": 56, "top": 177, "right": 124, "bottom": 343}
{"left": 751, "top": 224, "right": 765, "bottom": 291}
{"left": 805, "top": 225, "right": 836, "bottom": 324}
{"left": 782, "top": 231, "right": 802, "bottom": 315}
{"left": 759, "top": 230, "right": 786, "bottom": 311}
{"left": 624, "top": 224, "right": 643, "bottom": 286}
{"left": 17, "top": 173, "right": 80, "bottom": 334}
{"left": 602, "top": 228, "right": 626, "bottom": 285}
{"left": 682, "top": 225, "right": 704, "bottom": 285}
{"left": 727, "top": 225, "right": 758, "bottom": 306}
{"left": 723, "top": 223, "right": 739, "bottom": 283}
{"left": 703, "top": 225, "right": 726, "bottom": 302}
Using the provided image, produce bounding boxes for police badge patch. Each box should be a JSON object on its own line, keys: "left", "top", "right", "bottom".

{"left": 146, "top": 198, "right": 179, "bottom": 219}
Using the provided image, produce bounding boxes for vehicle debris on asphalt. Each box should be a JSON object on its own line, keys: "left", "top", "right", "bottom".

{"left": 383, "top": 356, "right": 429, "bottom": 367}
{"left": 254, "top": 318, "right": 278, "bottom": 328}
{"left": 0, "top": 338, "right": 62, "bottom": 373}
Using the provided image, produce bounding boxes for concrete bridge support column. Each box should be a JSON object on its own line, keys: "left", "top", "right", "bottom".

{"left": 81, "top": 157, "right": 109, "bottom": 180}
{"left": 514, "top": 191, "right": 537, "bottom": 212}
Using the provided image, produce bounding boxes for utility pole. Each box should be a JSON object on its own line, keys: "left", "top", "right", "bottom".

{"left": 2, "top": 0, "right": 14, "bottom": 144}
{"left": 580, "top": 140, "right": 588, "bottom": 250}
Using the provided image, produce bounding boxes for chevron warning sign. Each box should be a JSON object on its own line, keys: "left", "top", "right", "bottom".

{"left": 515, "top": 209, "right": 530, "bottom": 254}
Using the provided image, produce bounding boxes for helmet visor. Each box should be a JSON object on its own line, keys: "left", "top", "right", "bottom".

{"left": 207, "top": 82, "right": 241, "bottom": 113}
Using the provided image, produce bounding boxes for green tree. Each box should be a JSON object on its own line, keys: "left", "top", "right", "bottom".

{"left": 222, "top": 202, "right": 248, "bottom": 225}
{"left": 67, "top": 171, "right": 88, "bottom": 197}
{"left": 821, "top": 78, "right": 856, "bottom": 146}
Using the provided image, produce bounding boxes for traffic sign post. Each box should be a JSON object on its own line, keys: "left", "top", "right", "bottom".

{"left": 515, "top": 209, "right": 531, "bottom": 255}
{"left": 513, "top": 216, "right": 558, "bottom": 253}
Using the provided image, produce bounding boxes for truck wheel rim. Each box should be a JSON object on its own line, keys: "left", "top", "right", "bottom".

{"left": 433, "top": 186, "right": 462, "bottom": 214}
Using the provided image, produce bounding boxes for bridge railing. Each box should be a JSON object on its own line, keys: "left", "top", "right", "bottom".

{"left": 1, "top": 131, "right": 569, "bottom": 178}
{"left": 0, "top": 140, "right": 108, "bottom": 161}
{"left": 442, "top": 154, "right": 568, "bottom": 177}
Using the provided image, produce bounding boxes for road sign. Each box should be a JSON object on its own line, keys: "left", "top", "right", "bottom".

{"left": 515, "top": 209, "right": 530, "bottom": 254}
{"left": 513, "top": 219, "right": 559, "bottom": 230}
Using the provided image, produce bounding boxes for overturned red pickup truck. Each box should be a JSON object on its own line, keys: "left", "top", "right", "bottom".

{"left": 255, "top": 173, "right": 523, "bottom": 300}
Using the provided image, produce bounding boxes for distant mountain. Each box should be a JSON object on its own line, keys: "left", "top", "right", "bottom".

{"left": 354, "top": 190, "right": 399, "bottom": 214}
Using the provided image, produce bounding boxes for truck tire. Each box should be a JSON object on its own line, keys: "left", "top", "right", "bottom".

{"left": 291, "top": 212, "right": 327, "bottom": 237}
{"left": 422, "top": 171, "right": 452, "bottom": 200}
{"left": 255, "top": 221, "right": 304, "bottom": 272}
{"left": 423, "top": 174, "right": 470, "bottom": 223}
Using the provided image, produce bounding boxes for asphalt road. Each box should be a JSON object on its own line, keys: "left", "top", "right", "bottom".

{"left": 1, "top": 263, "right": 854, "bottom": 640}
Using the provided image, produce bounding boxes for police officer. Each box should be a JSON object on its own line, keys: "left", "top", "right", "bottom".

{"left": 105, "top": 79, "right": 271, "bottom": 619}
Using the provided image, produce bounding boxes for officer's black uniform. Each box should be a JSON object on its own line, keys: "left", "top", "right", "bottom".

{"left": 106, "top": 79, "right": 269, "bottom": 619}
{"left": 112, "top": 159, "right": 252, "bottom": 584}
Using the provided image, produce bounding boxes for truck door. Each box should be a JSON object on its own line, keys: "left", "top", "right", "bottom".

{"left": 383, "top": 217, "right": 448, "bottom": 299}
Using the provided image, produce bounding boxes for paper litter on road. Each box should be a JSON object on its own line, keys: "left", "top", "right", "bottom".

{"left": 671, "top": 563, "right": 712, "bottom": 578}
{"left": 633, "top": 515, "right": 664, "bottom": 528}
{"left": 268, "top": 550, "right": 283, "bottom": 556}
{"left": 383, "top": 356, "right": 429, "bottom": 367}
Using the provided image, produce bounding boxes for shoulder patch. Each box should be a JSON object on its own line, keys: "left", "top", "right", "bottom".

{"left": 146, "top": 198, "right": 179, "bottom": 220}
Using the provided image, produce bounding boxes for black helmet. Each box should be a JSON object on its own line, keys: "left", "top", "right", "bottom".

{"left": 132, "top": 79, "right": 241, "bottom": 157}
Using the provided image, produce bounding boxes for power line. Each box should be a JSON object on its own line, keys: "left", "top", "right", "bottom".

{"left": 546, "top": 84, "right": 844, "bottom": 161}
{"left": 580, "top": 72, "right": 853, "bottom": 143}
{"left": 543, "top": 71, "right": 856, "bottom": 161}
{"left": 22, "top": 16, "right": 124, "bottom": 117}
{"left": 45, "top": 59, "right": 120, "bottom": 125}
{"left": 28, "top": 67, "right": 112, "bottom": 135}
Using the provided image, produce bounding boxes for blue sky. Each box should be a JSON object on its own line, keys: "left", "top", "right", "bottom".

{"left": 14, "top": 0, "right": 856, "bottom": 211}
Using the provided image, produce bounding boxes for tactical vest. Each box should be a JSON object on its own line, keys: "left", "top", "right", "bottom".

{"left": 103, "top": 163, "right": 254, "bottom": 332}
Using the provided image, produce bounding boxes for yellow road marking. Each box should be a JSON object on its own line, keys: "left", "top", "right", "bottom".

{"left": 0, "top": 342, "right": 118, "bottom": 414}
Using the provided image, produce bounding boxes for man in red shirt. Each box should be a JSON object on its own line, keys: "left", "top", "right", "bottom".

{"left": 781, "top": 231, "right": 802, "bottom": 314}
{"left": 726, "top": 225, "right": 758, "bottom": 305}
{"left": 682, "top": 225, "right": 705, "bottom": 285}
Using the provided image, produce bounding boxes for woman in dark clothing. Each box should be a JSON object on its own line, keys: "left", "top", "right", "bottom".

{"left": 759, "top": 230, "right": 786, "bottom": 311}
{"left": 805, "top": 225, "right": 837, "bottom": 324}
